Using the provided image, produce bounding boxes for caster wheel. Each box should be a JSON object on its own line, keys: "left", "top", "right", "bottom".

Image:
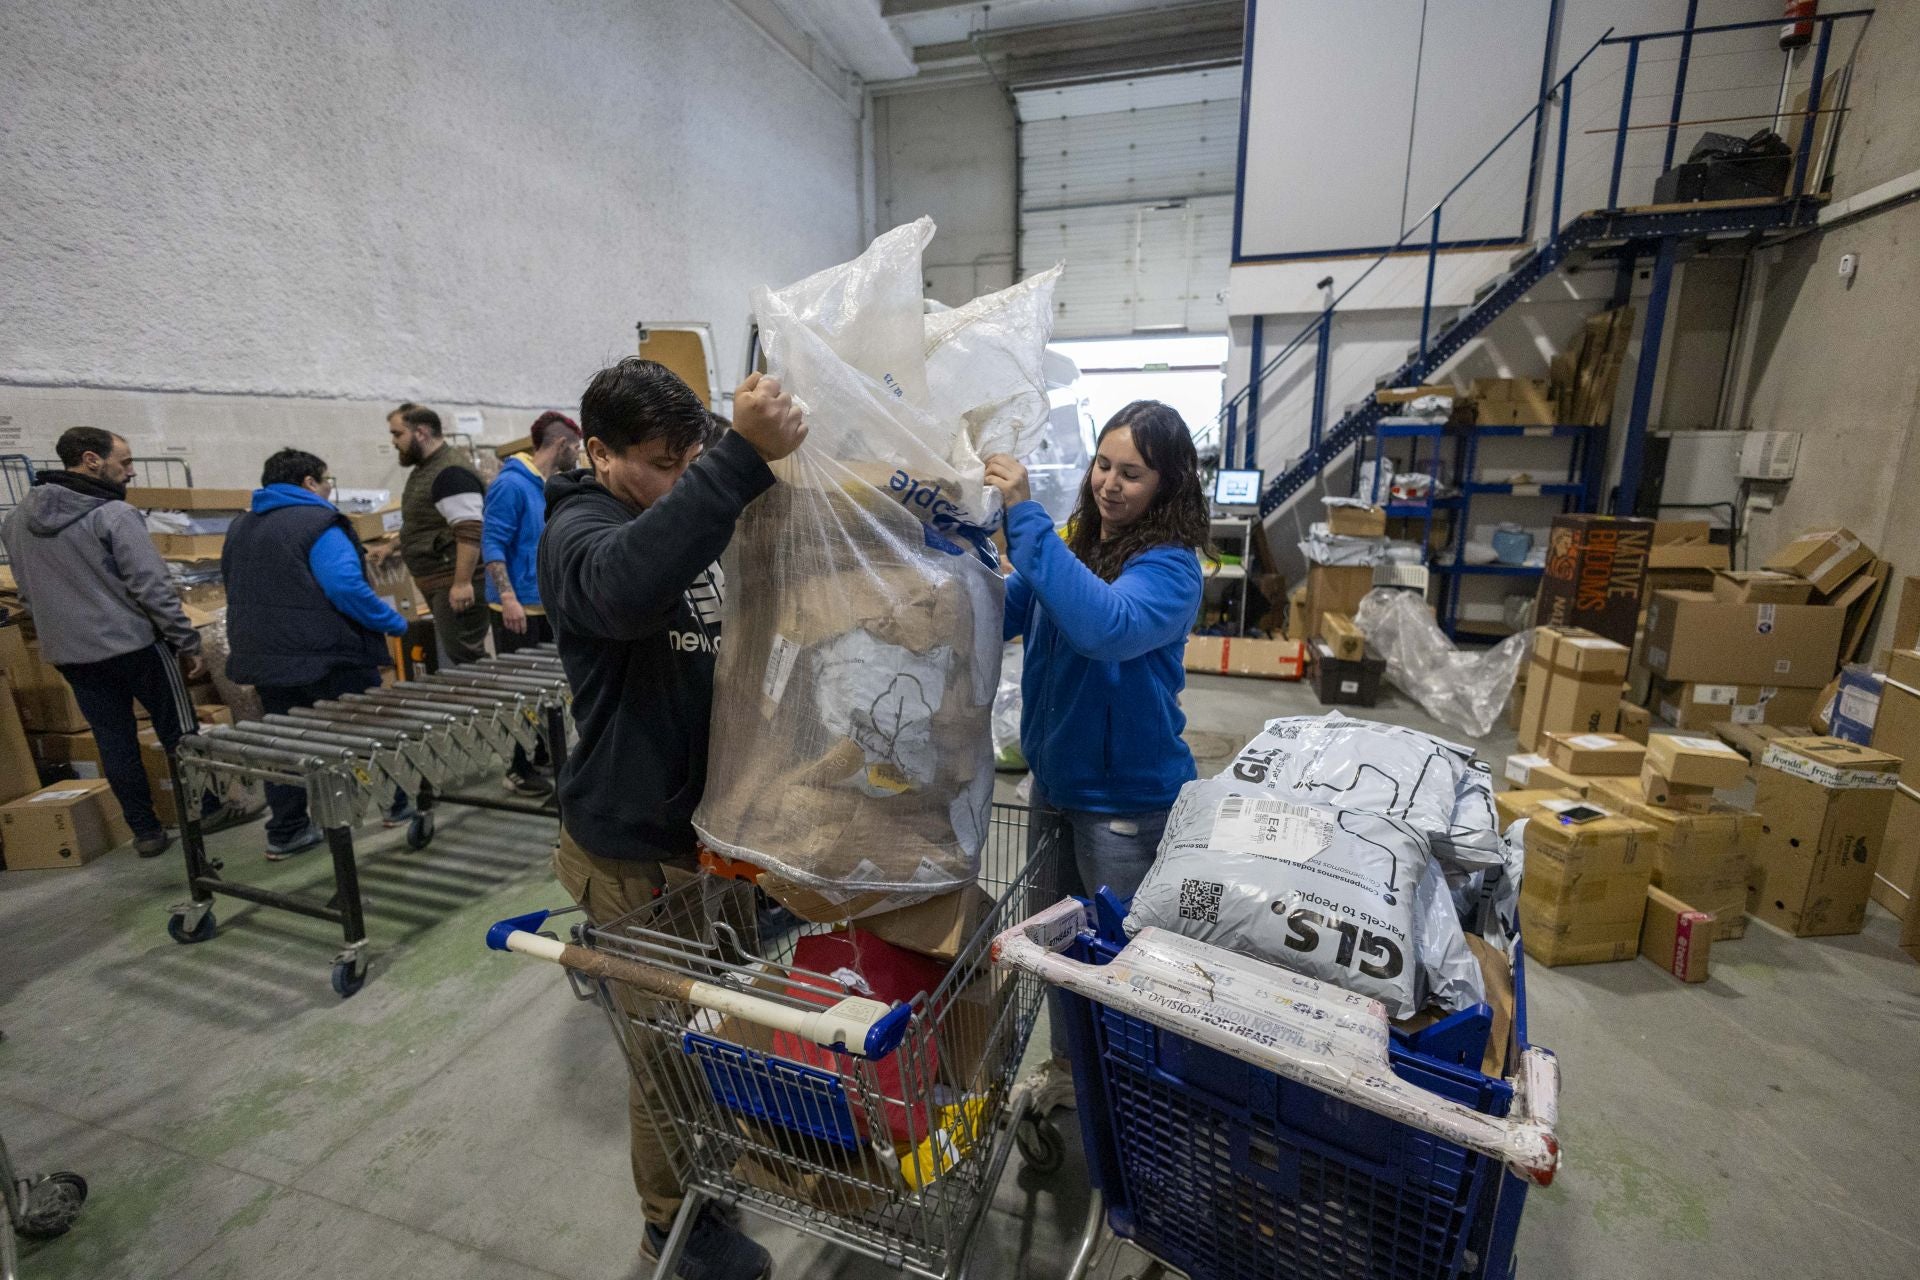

{"left": 16, "top": 1173, "right": 88, "bottom": 1239}
{"left": 167, "top": 910, "right": 216, "bottom": 944}
{"left": 1016, "top": 1116, "right": 1065, "bottom": 1174}
{"left": 405, "top": 811, "right": 435, "bottom": 851}
{"left": 331, "top": 957, "right": 368, "bottom": 998}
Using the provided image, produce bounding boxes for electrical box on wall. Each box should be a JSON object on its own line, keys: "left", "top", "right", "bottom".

{"left": 1739, "top": 431, "right": 1801, "bottom": 481}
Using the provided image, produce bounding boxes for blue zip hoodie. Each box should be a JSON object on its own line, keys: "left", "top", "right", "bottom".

{"left": 1000, "top": 499, "right": 1201, "bottom": 813}
{"left": 250, "top": 485, "right": 409, "bottom": 636}
{"left": 482, "top": 455, "right": 544, "bottom": 609}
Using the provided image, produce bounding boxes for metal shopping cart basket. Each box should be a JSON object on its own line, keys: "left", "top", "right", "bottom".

{"left": 487, "top": 803, "right": 1065, "bottom": 1279}
{"left": 994, "top": 893, "right": 1560, "bottom": 1280}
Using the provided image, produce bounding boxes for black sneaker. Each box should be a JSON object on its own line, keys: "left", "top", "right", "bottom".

{"left": 134, "top": 832, "right": 174, "bottom": 858}
{"left": 642, "top": 1205, "right": 771, "bottom": 1280}
{"left": 199, "top": 798, "right": 267, "bottom": 835}
{"left": 265, "top": 822, "right": 325, "bottom": 861}
{"left": 502, "top": 771, "right": 553, "bottom": 798}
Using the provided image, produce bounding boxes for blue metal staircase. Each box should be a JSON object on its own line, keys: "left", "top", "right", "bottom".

{"left": 1212, "top": 9, "right": 1868, "bottom": 524}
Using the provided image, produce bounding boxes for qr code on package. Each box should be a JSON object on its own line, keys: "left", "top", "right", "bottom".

{"left": 1179, "top": 878, "right": 1224, "bottom": 923}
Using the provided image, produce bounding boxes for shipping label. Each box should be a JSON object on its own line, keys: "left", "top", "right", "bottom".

{"left": 1208, "top": 795, "right": 1334, "bottom": 864}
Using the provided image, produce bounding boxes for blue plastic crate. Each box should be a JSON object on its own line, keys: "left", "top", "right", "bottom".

{"left": 1058, "top": 902, "right": 1536, "bottom": 1280}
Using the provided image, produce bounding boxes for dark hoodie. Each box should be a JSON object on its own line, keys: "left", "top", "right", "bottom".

{"left": 537, "top": 431, "right": 775, "bottom": 863}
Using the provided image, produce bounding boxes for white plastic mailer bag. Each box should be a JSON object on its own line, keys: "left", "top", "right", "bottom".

{"left": 1124, "top": 777, "right": 1484, "bottom": 1018}
{"left": 1219, "top": 712, "right": 1475, "bottom": 841}
{"left": 696, "top": 221, "right": 1059, "bottom": 909}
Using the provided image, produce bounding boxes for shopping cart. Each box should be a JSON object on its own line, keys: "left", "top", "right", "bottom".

{"left": 487, "top": 803, "right": 1065, "bottom": 1279}
{"left": 995, "top": 893, "right": 1559, "bottom": 1280}
{"left": 1, "top": 1128, "right": 87, "bottom": 1280}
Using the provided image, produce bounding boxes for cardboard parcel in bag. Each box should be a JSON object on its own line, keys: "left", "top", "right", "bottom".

{"left": 696, "top": 220, "right": 1059, "bottom": 912}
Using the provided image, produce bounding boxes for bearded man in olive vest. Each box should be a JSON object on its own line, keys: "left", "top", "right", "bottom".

{"left": 385, "top": 404, "right": 488, "bottom": 665}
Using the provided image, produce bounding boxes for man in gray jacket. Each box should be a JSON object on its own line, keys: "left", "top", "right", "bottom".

{"left": 2, "top": 427, "right": 258, "bottom": 855}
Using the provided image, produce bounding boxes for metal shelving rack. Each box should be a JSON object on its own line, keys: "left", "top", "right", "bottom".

{"left": 1434, "top": 422, "right": 1597, "bottom": 639}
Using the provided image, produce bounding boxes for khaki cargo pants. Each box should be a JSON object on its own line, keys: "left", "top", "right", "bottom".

{"left": 552, "top": 828, "right": 695, "bottom": 1230}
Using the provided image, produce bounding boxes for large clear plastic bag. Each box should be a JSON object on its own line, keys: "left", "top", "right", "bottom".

{"left": 695, "top": 221, "right": 1059, "bottom": 907}
{"left": 1354, "top": 588, "right": 1529, "bottom": 738}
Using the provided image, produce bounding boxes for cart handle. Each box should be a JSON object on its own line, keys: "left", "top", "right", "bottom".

{"left": 992, "top": 898, "right": 1561, "bottom": 1186}
{"left": 485, "top": 911, "right": 912, "bottom": 1060}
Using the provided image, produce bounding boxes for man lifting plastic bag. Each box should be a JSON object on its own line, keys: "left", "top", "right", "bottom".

{"left": 695, "top": 220, "right": 1059, "bottom": 912}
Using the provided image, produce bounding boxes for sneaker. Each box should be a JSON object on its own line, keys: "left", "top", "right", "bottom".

{"left": 502, "top": 770, "right": 553, "bottom": 798}
{"left": 199, "top": 797, "right": 267, "bottom": 835}
{"left": 134, "top": 832, "right": 174, "bottom": 858}
{"left": 1033, "top": 1056, "right": 1078, "bottom": 1114}
{"left": 265, "top": 823, "right": 325, "bottom": 861}
{"left": 642, "top": 1205, "right": 771, "bottom": 1280}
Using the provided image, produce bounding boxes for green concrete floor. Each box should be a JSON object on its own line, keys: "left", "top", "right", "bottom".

{"left": 3, "top": 675, "right": 1917, "bottom": 1278}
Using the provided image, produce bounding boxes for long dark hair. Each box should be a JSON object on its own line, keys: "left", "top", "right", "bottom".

{"left": 1064, "top": 400, "right": 1210, "bottom": 582}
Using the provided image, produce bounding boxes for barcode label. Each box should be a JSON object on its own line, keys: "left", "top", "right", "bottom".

{"left": 1210, "top": 796, "right": 1334, "bottom": 863}
{"left": 762, "top": 634, "right": 800, "bottom": 707}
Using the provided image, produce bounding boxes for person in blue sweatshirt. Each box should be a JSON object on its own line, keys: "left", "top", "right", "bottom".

{"left": 222, "top": 449, "right": 410, "bottom": 858}
{"left": 986, "top": 399, "right": 1208, "bottom": 903}
{"left": 481, "top": 410, "right": 579, "bottom": 795}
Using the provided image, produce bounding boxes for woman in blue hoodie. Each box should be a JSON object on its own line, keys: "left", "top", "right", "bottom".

{"left": 985, "top": 399, "right": 1208, "bottom": 903}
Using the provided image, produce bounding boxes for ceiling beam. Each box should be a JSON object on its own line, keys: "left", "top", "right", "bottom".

{"left": 908, "top": 1, "right": 1243, "bottom": 86}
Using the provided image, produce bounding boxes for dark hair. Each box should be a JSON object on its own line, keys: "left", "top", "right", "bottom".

{"left": 1064, "top": 400, "right": 1210, "bottom": 582}
{"left": 579, "top": 358, "right": 708, "bottom": 455}
{"left": 529, "top": 411, "right": 580, "bottom": 450}
{"left": 261, "top": 448, "right": 327, "bottom": 489}
{"left": 393, "top": 404, "right": 442, "bottom": 437}
{"left": 706, "top": 412, "right": 731, "bottom": 447}
{"left": 56, "top": 426, "right": 121, "bottom": 469}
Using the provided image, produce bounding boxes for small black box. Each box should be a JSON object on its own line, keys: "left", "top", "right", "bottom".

{"left": 1311, "top": 641, "right": 1386, "bottom": 708}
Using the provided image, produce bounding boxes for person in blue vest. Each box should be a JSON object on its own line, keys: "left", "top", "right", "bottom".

{"left": 984, "top": 400, "right": 1208, "bottom": 1109}
{"left": 481, "top": 410, "right": 580, "bottom": 796}
{"left": 222, "top": 449, "right": 410, "bottom": 859}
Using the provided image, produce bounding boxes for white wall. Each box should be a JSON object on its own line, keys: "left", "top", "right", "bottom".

{"left": 0, "top": 0, "right": 864, "bottom": 490}
{"left": 872, "top": 82, "right": 1017, "bottom": 308}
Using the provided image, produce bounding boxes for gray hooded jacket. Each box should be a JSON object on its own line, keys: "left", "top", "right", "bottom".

{"left": 1, "top": 480, "right": 202, "bottom": 665}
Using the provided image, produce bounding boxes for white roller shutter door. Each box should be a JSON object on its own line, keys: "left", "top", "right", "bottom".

{"left": 1017, "top": 68, "right": 1237, "bottom": 339}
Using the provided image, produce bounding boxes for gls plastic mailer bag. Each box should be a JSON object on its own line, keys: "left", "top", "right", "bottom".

{"left": 696, "top": 220, "right": 1060, "bottom": 911}
{"left": 1124, "top": 777, "right": 1484, "bottom": 1019}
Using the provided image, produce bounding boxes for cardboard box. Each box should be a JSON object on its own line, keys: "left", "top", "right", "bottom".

{"left": 858, "top": 885, "right": 993, "bottom": 963}
{"left": 195, "top": 704, "right": 234, "bottom": 727}
{"left": 1496, "top": 787, "right": 1577, "bottom": 830}
{"left": 1711, "top": 721, "right": 1802, "bottom": 763}
{"left": 1647, "top": 521, "right": 1730, "bottom": 571}
{"left": 1305, "top": 565, "right": 1375, "bottom": 640}
{"left": 1639, "top": 762, "right": 1715, "bottom": 813}
{"left": 1544, "top": 732, "right": 1644, "bottom": 776}
{"left": 1588, "top": 776, "right": 1756, "bottom": 940}
{"left": 1318, "top": 612, "right": 1365, "bottom": 661}
{"left": 126, "top": 486, "right": 252, "bottom": 512}
{"left": 1618, "top": 702, "right": 1651, "bottom": 744}
{"left": 347, "top": 505, "right": 406, "bottom": 543}
{"left": 1470, "top": 377, "right": 1555, "bottom": 426}
{"left": 13, "top": 642, "right": 87, "bottom": 734}
{"left": 1536, "top": 515, "right": 1654, "bottom": 646}
{"left": 0, "top": 673, "right": 39, "bottom": 805}
{"left": 0, "top": 623, "right": 31, "bottom": 685}
{"left": 1517, "top": 626, "right": 1629, "bottom": 751}
{"left": 1750, "top": 736, "right": 1900, "bottom": 937}
{"left": 1182, "top": 635, "right": 1307, "bottom": 680}
{"left": 1500, "top": 753, "right": 1589, "bottom": 794}
{"left": 1653, "top": 680, "right": 1821, "bottom": 731}
{"left": 1764, "top": 527, "right": 1874, "bottom": 595}
{"left": 1326, "top": 504, "right": 1387, "bottom": 538}
{"left": 1284, "top": 583, "right": 1310, "bottom": 642}
{"left": 1870, "top": 786, "right": 1920, "bottom": 924}
{"left": 1518, "top": 799, "right": 1655, "bottom": 966}
{"left": 151, "top": 532, "right": 226, "bottom": 561}
{"left": 1643, "top": 590, "right": 1845, "bottom": 688}
{"left": 935, "top": 969, "right": 1016, "bottom": 1093}
{"left": 1639, "top": 886, "right": 1714, "bottom": 982}
{"left": 0, "top": 780, "right": 132, "bottom": 870}
{"left": 1645, "top": 734, "right": 1749, "bottom": 789}
{"left": 1374, "top": 384, "right": 1452, "bottom": 404}
{"left": 1712, "top": 570, "right": 1813, "bottom": 606}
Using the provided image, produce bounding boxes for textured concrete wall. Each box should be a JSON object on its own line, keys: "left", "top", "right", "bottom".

{"left": 872, "top": 82, "right": 1016, "bottom": 309}
{"left": 0, "top": 0, "right": 861, "bottom": 489}
{"left": 1735, "top": 2, "right": 1920, "bottom": 646}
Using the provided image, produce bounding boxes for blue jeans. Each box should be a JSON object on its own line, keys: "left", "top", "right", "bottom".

{"left": 1030, "top": 784, "right": 1170, "bottom": 1057}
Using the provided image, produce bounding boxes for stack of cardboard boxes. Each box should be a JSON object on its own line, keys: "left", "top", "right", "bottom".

{"left": 1748, "top": 737, "right": 1901, "bottom": 939}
